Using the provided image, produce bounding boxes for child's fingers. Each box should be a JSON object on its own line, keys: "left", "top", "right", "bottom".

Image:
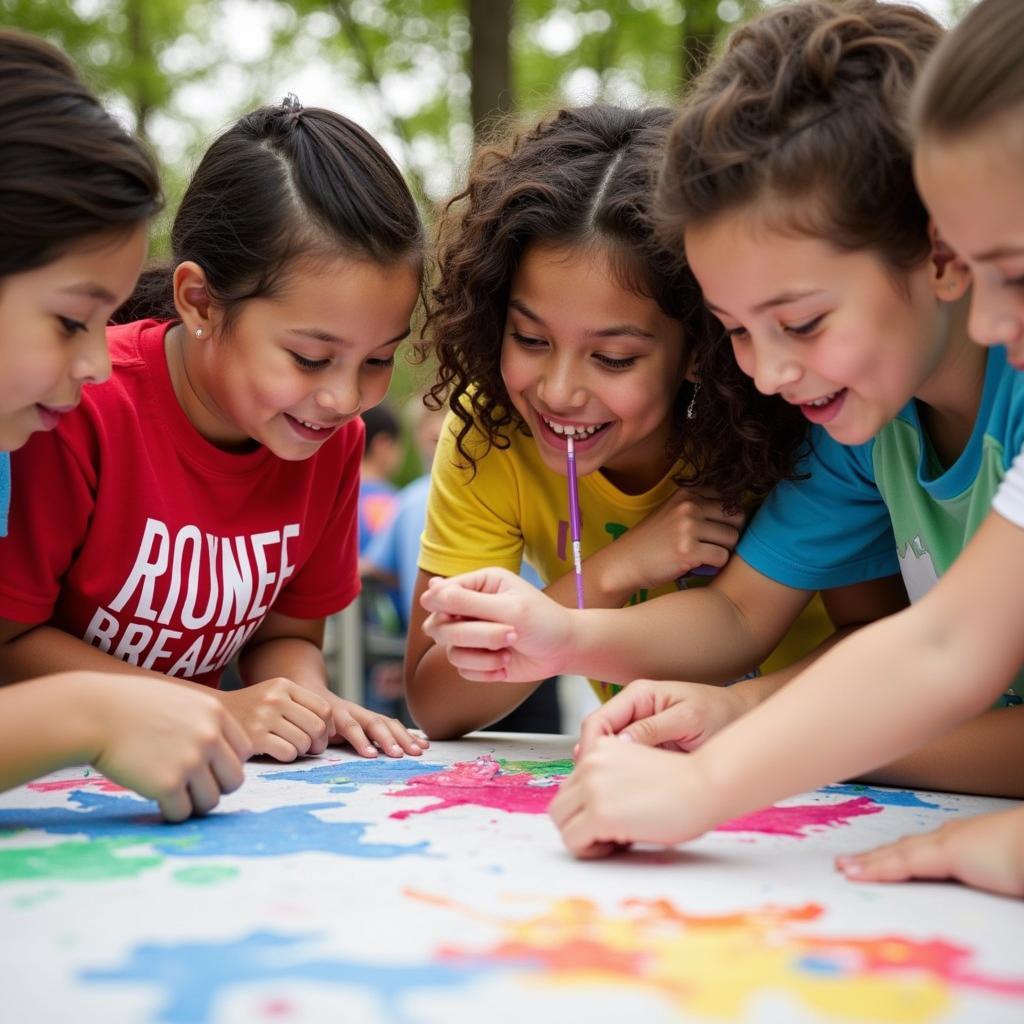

{"left": 456, "top": 666, "right": 511, "bottom": 683}
{"left": 837, "top": 833, "right": 949, "bottom": 883}
{"left": 210, "top": 738, "right": 246, "bottom": 794}
{"left": 222, "top": 713, "right": 254, "bottom": 763}
{"left": 443, "top": 645, "right": 511, "bottom": 674}
{"left": 330, "top": 710, "right": 379, "bottom": 758}
{"left": 425, "top": 618, "right": 514, "bottom": 651}
{"left": 282, "top": 702, "right": 331, "bottom": 749}
{"left": 186, "top": 766, "right": 222, "bottom": 816}
{"left": 260, "top": 733, "right": 302, "bottom": 763}
{"left": 421, "top": 583, "right": 518, "bottom": 623}
{"left": 287, "top": 684, "right": 333, "bottom": 722}
{"left": 157, "top": 785, "right": 194, "bottom": 824}
{"left": 360, "top": 716, "right": 422, "bottom": 757}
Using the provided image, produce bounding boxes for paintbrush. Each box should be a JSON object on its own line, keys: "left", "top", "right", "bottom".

{"left": 566, "top": 436, "right": 585, "bottom": 609}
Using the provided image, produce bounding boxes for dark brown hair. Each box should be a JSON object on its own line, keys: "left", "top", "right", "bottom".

{"left": 0, "top": 29, "right": 161, "bottom": 280}
{"left": 914, "top": 0, "right": 1023, "bottom": 144}
{"left": 658, "top": 1, "right": 942, "bottom": 270}
{"left": 425, "top": 104, "right": 804, "bottom": 506}
{"left": 116, "top": 100, "right": 424, "bottom": 326}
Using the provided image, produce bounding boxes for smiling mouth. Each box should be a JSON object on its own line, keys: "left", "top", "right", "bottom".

{"left": 798, "top": 389, "right": 844, "bottom": 409}
{"left": 538, "top": 414, "right": 611, "bottom": 439}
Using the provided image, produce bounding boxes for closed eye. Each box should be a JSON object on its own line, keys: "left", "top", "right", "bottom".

{"left": 594, "top": 353, "right": 637, "bottom": 370}
{"left": 786, "top": 314, "right": 825, "bottom": 336}
{"left": 58, "top": 315, "right": 88, "bottom": 336}
{"left": 510, "top": 330, "right": 547, "bottom": 349}
{"left": 290, "top": 351, "right": 331, "bottom": 371}
{"left": 366, "top": 355, "right": 395, "bottom": 369}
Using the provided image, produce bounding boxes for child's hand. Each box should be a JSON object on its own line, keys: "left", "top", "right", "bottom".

{"left": 575, "top": 679, "right": 746, "bottom": 758}
{"left": 549, "top": 738, "right": 714, "bottom": 858}
{"left": 420, "top": 569, "right": 573, "bottom": 682}
{"left": 89, "top": 677, "right": 250, "bottom": 823}
{"left": 607, "top": 492, "right": 745, "bottom": 593}
{"left": 320, "top": 691, "right": 427, "bottom": 758}
{"left": 837, "top": 807, "right": 1024, "bottom": 897}
{"left": 218, "top": 678, "right": 333, "bottom": 762}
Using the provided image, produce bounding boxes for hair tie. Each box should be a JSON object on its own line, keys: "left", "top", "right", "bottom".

{"left": 281, "top": 93, "right": 303, "bottom": 116}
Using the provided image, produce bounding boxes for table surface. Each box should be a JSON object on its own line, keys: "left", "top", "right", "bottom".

{"left": 1, "top": 732, "right": 1022, "bottom": 1024}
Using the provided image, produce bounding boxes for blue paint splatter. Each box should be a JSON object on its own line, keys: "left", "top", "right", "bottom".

{"left": 795, "top": 955, "right": 845, "bottom": 976}
{"left": 0, "top": 792, "right": 430, "bottom": 860}
{"left": 820, "top": 784, "right": 944, "bottom": 810}
{"left": 80, "top": 930, "right": 522, "bottom": 1024}
{"left": 261, "top": 759, "right": 445, "bottom": 793}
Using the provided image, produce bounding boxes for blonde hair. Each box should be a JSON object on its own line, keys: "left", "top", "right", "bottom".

{"left": 913, "top": 0, "right": 1024, "bottom": 143}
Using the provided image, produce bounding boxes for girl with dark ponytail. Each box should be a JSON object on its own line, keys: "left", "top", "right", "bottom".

{"left": 0, "top": 29, "right": 251, "bottom": 820}
{"left": 0, "top": 93, "right": 428, "bottom": 765}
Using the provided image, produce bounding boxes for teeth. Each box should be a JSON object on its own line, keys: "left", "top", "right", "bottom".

{"left": 806, "top": 392, "right": 839, "bottom": 408}
{"left": 542, "top": 416, "right": 602, "bottom": 437}
{"left": 299, "top": 419, "right": 324, "bottom": 430}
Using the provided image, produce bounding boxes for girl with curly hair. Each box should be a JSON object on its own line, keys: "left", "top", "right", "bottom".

{"left": 408, "top": 104, "right": 890, "bottom": 739}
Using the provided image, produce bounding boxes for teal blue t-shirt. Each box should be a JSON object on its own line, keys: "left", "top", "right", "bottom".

{"left": 0, "top": 451, "right": 9, "bottom": 538}
{"left": 738, "top": 345, "right": 1024, "bottom": 703}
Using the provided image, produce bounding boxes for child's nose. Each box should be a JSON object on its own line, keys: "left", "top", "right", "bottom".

{"left": 537, "top": 362, "right": 585, "bottom": 410}
{"left": 751, "top": 336, "right": 802, "bottom": 396}
{"left": 71, "top": 329, "right": 112, "bottom": 385}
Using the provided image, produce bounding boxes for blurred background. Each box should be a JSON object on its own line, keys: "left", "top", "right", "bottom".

{"left": 4, "top": 0, "right": 971, "bottom": 257}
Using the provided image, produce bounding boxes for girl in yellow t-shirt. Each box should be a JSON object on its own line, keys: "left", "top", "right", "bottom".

{"left": 407, "top": 105, "right": 903, "bottom": 739}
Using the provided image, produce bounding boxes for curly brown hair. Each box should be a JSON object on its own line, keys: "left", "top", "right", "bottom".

{"left": 424, "top": 104, "right": 811, "bottom": 508}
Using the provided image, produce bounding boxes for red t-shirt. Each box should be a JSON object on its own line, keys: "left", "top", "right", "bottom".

{"left": 0, "top": 319, "right": 362, "bottom": 688}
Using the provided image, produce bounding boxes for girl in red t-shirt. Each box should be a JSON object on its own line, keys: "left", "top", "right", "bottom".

{"left": 0, "top": 29, "right": 251, "bottom": 820}
{"left": 0, "top": 95, "right": 427, "bottom": 765}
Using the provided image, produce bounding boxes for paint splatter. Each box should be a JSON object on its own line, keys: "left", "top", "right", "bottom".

{"left": 261, "top": 759, "right": 445, "bottom": 793}
{"left": 172, "top": 865, "right": 239, "bottom": 886}
{"left": 28, "top": 777, "right": 127, "bottom": 794}
{"left": 718, "top": 797, "right": 884, "bottom": 838}
{"left": 424, "top": 891, "right": 1024, "bottom": 1020}
{"left": 386, "top": 757, "right": 561, "bottom": 819}
{"left": 822, "top": 783, "right": 944, "bottom": 810}
{"left": 80, "top": 894, "right": 1024, "bottom": 1024}
{"left": 80, "top": 931, "right": 500, "bottom": 1024}
{"left": 0, "top": 791, "right": 430, "bottom": 883}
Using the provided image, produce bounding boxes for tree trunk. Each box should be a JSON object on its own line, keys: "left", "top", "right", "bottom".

{"left": 469, "top": 0, "right": 514, "bottom": 142}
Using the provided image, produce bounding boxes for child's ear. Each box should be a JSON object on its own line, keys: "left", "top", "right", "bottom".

{"left": 172, "top": 261, "right": 214, "bottom": 335}
{"left": 928, "top": 221, "right": 971, "bottom": 302}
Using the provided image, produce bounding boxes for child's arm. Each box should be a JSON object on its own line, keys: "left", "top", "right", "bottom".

{"left": 551, "top": 510, "right": 1024, "bottom": 857}
{"left": 239, "top": 610, "right": 424, "bottom": 759}
{"left": 420, "top": 555, "right": 814, "bottom": 686}
{"left": 836, "top": 806, "right": 1024, "bottom": 898}
{"left": 0, "top": 672, "right": 250, "bottom": 821}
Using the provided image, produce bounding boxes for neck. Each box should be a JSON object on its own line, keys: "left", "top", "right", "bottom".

{"left": 914, "top": 296, "right": 987, "bottom": 468}
{"left": 164, "top": 323, "right": 254, "bottom": 452}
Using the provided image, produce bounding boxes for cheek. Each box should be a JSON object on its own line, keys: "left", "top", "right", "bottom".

{"left": 731, "top": 340, "right": 756, "bottom": 381}
{"left": 361, "top": 367, "right": 395, "bottom": 408}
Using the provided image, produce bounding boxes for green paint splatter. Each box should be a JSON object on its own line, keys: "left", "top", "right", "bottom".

{"left": 498, "top": 758, "right": 573, "bottom": 778}
{"left": 172, "top": 865, "right": 238, "bottom": 886}
{"left": 0, "top": 839, "right": 162, "bottom": 882}
{"left": 11, "top": 887, "right": 59, "bottom": 909}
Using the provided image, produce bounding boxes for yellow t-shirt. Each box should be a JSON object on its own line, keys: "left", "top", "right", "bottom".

{"left": 419, "top": 410, "right": 832, "bottom": 700}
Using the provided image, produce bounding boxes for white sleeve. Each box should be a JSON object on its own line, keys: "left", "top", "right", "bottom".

{"left": 992, "top": 446, "right": 1024, "bottom": 529}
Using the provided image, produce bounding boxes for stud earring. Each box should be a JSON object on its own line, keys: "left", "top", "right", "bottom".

{"left": 686, "top": 381, "right": 701, "bottom": 421}
{"left": 194, "top": 327, "right": 204, "bottom": 337}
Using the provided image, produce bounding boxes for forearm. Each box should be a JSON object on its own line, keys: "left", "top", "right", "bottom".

{"left": 566, "top": 590, "right": 773, "bottom": 685}
{"left": 695, "top": 603, "right": 1011, "bottom": 822}
{"left": 407, "top": 641, "right": 542, "bottom": 740}
{"left": 0, "top": 674, "right": 99, "bottom": 789}
{"left": 238, "top": 636, "right": 328, "bottom": 692}
{"left": 0, "top": 625, "right": 165, "bottom": 685}
{"left": 545, "top": 543, "right": 652, "bottom": 610}
{"left": 861, "top": 707, "right": 1024, "bottom": 798}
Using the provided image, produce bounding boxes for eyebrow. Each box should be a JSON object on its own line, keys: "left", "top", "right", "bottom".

{"left": 289, "top": 326, "right": 411, "bottom": 346}
{"left": 972, "top": 245, "right": 1024, "bottom": 262}
{"left": 61, "top": 283, "right": 117, "bottom": 303}
{"left": 508, "top": 298, "right": 656, "bottom": 341}
{"left": 705, "top": 289, "right": 825, "bottom": 317}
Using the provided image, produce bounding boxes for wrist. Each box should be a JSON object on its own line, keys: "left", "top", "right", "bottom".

{"left": 50, "top": 672, "right": 111, "bottom": 765}
{"left": 586, "top": 545, "right": 644, "bottom": 605}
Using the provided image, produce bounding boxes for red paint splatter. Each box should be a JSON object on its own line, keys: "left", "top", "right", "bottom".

{"left": 261, "top": 997, "right": 295, "bottom": 1017}
{"left": 28, "top": 777, "right": 126, "bottom": 794}
{"left": 717, "top": 797, "right": 883, "bottom": 838}
{"left": 387, "top": 757, "right": 558, "bottom": 819}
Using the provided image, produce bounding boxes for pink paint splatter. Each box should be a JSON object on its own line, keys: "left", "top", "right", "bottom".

{"left": 387, "top": 756, "right": 558, "bottom": 819}
{"left": 716, "top": 797, "right": 883, "bottom": 838}
{"left": 28, "top": 777, "right": 126, "bottom": 794}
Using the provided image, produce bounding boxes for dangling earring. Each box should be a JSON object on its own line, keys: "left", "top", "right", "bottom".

{"left": 686, "top": 381, "right": 700, "bottom": 421}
